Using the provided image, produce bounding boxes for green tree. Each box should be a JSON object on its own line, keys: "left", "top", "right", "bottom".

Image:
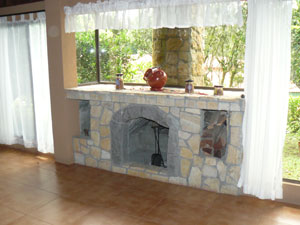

{"left": 203, "top": 3, "right": 247, "bottom": 88}
{"left": 291, "top": 0, "right": 300, "bottom": 88}
{"left": 99, "top": 29, "right": 152, "bottom": 82}
{"left": 287, "top": 96, "right": 300, "bottom": 134}
{"left": 76, "top": 29, "right": 152, "bottom": 84}
{"left": 75, "top": 31, "right": 97, "bottom": 83}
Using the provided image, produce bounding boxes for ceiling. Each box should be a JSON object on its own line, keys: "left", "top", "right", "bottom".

{"left": 0, "top": 0, "right": 43, "bottom": 8}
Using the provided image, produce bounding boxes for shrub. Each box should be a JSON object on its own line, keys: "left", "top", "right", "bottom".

{"left": 287, "top": 96, "right": 300, "bottom": 134}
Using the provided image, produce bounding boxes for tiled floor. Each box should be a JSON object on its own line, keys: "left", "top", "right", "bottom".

{"left": 0, "top": 147, "right": 300, "bottom": 225}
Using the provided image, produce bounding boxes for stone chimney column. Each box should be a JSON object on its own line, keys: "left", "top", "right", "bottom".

{"left": 152, "top": 28, "right": 205, "bottom": 87}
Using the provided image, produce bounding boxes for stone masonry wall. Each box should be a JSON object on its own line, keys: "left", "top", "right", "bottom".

{"left": 67, "top": 88, "right": 244, "bottom": 195}
{"left": 152, "top": 28, "right": 205, "bottom": 87}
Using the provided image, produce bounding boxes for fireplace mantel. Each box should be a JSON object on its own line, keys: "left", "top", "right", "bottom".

{"left": 65, "top": 84, "right": 245, "bottom": 195}
{"left": 66, "top": 84, "right": 244, "bottom": 111}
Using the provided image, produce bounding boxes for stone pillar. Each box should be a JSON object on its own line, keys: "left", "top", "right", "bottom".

{"left": 152, "top": 28, "right": 205, "bottom": 87}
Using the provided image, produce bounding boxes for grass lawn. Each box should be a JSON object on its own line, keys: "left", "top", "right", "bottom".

{"left": 283, "top": 133, "right": 300, "bottom": 181}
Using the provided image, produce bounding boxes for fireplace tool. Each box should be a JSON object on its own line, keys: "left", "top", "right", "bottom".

{"left": 151, "top": 123, "right": 166, "bottom": 168}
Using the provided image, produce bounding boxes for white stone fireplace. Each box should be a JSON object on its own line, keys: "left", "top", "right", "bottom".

{"left": 66, "top": 85, "right": 244, "bottom": 195}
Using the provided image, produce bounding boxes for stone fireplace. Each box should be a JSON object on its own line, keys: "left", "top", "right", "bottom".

{"left": 67, "top": 85, "right": 244, "bottom": 195}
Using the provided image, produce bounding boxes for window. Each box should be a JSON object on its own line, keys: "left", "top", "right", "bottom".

{"left": 283, "top": 0, "right": 300, "bottom": 182}
{"left": 76, "top": 29, "right": 152, "bottom": 85}
{"left": 75, "top": 5, "right": 248, "bottom": 88}
{"left": 76, "top": 31, "right": 97, "bottom": 84}
{"left": 75, "top": 2, "right": 248, "bottom": 88}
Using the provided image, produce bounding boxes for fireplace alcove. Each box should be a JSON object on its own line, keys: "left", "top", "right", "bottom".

{"left": 110, "top": 104, "right": 180, "bottom": 176}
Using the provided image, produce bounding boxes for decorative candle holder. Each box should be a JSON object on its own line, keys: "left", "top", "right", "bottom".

{"left": 116, "top": 73, "right": 124, "bottom": 90}
{"left": 214, "top": 85, "right": 224, "bottom": 96}
{"left": 185, "top": 79, "right": 194, "bottom": 94}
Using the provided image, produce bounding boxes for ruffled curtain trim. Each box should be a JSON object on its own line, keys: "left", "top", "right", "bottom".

{"left": 0, "top": 12, "right": 45, "bottom": 24}
{"left": 64, "top": 0, "right": 243, "bottom": 32}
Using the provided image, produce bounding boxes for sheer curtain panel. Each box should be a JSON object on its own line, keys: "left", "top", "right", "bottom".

{"left": 238, "top": 0, "right": 292, "bottom": 199}
{"left": 64, "top": 0, "right": 243, "bottom": 32}
{"left": 0, "top": 13, "right": 54, "bottom": 154}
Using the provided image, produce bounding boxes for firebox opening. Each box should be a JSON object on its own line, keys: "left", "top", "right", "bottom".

{"left": 200, "top": 110, "right": 228, "bottom": 158}
{"left": 128, "top": 118, "right": 169, "bottom": 168}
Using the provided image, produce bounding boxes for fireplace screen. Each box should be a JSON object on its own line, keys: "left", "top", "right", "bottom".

{"left": 128, "top": 118, "right": 168, "bottom": 167}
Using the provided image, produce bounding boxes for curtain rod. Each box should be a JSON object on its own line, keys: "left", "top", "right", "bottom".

{"left": 0, "top": 9, "right": 45, "bottom": 18}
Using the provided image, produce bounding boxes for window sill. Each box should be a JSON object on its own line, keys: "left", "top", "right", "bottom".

{"left": 281, "top": 181, "right": 300, "bottom": 206}
{"left": 66, "top": 83, "right": 244, "bottom": 101}
{"left": 78, "top": 81, "right": 245, "bottom": 92}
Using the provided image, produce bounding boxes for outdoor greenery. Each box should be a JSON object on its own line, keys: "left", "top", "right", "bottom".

{"left": 76, "top": 31, "right": 97, "bottom": 84}
{"left": 287, "top": 96, "right": 300, "bottom": 135}
{"left": 76, "top": 29, "right": 152, "bottom": 84}
{"left": 283, "top": 96, "right": 300, "bottom": 181}
{"left": 203, "top": 2, "right": 247, "bottom": 87}
{"left": 76, "top": 1, "right": 300, "bottom": 88}
{"left": 99, "top": 29, "right": 152, "bottom": 82}
{"left": 283, "top": 133, "right": 300, "bottom": 181}
{"left": 282, "top": 1, "right": 300, "bottom": 181}
{"left": 292, "top": 0, "right": 300, "bottom": 88}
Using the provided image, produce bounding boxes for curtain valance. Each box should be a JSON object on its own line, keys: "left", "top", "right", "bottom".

{"left": 0, "top": 12, "right": 45, "bottom": 24}
{"left": 64, "top": 0, "right": 243, "bottom": 33}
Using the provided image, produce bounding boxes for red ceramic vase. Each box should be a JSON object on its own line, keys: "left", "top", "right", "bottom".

{"left": 143, "top": 67, "right": 167, "bottom": 91}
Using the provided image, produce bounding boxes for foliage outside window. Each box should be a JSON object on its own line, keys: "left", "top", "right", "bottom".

{"left": 283, "top": 96, "right": 300, "bottom": 181}
{"left": 75, "top": 1, "right": 300, "bottom": 90}
{"left": 75, "top": 4, "right": 247, "bottom": 88}
{"left": 203, "top": 2, "right": 247, "bottom": 88}
{"left": 76, "top": 31, "right": 97, "bottom": 84}
{"left": 76, "top": 29, "right": 152, "bottom": 84}
{"left": 291, "top": 0, "right": 300, "bottom": 88}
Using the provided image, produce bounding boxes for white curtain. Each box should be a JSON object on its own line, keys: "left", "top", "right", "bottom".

{"left": 64, "top": 0, "right": 243, "bottom": 32}
{"left": 238, "top": 0, "right": 292, "bottom": 200}
{"left": 0, "top": 12, "right": 54, "bottom": 154}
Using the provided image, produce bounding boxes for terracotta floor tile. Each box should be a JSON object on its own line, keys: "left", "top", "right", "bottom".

{"left": 0, "top": 163, "right": 32, "bottom": 179}
{"left": 6, "top": 167, "right": 58, "bottom": 189}
{"left": 258, "top": 217, "right": 297, "bottom": 225}
{"left": 162, "top": 185, "right": 218, "bottom": 207}
{"left": 143, "top": 198, "right": 208, "bottom": 225}
{"left": 133, "top": 219, "right": 163, "bottom": 225}
{"left": 38, "top": 161, "right": 74, "bottom": 174}
{"left": 198, "top": 209, "right": 261, "bottom": 225}
{"left": 261, "top": 205, "right": 300, "bottom": 225}
{"left": 7, "top": 215, "right": 51, "bottom": 225}
{"left": 0, "top": 180, "right": 24, "bottom": 200}
{"left": 0, "top": 185, "right": 58, "bottom": 214}
{"left": 104, "top": 190, "right": 163, "bottom": 217}
{"left": 0, "top": 204, "right": 24, "bottom": 225}
{"left": 38, "top": 178, "right": 87, "bottom": 197}
{"left": 76, "top": 184, "right": 124, "bottom": 207}
{"left": 1, "top": 148, "right": 300, "bottom": 225}
{"left": 29, "top": 198, "right": 93, "bottom": 224}
{"left": 68, "top": 206, "right": 140, "bottom": 225}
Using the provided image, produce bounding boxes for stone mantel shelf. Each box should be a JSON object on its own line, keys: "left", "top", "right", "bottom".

{"left": 66, "top": 84, "right": 245, "bottom": 111}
